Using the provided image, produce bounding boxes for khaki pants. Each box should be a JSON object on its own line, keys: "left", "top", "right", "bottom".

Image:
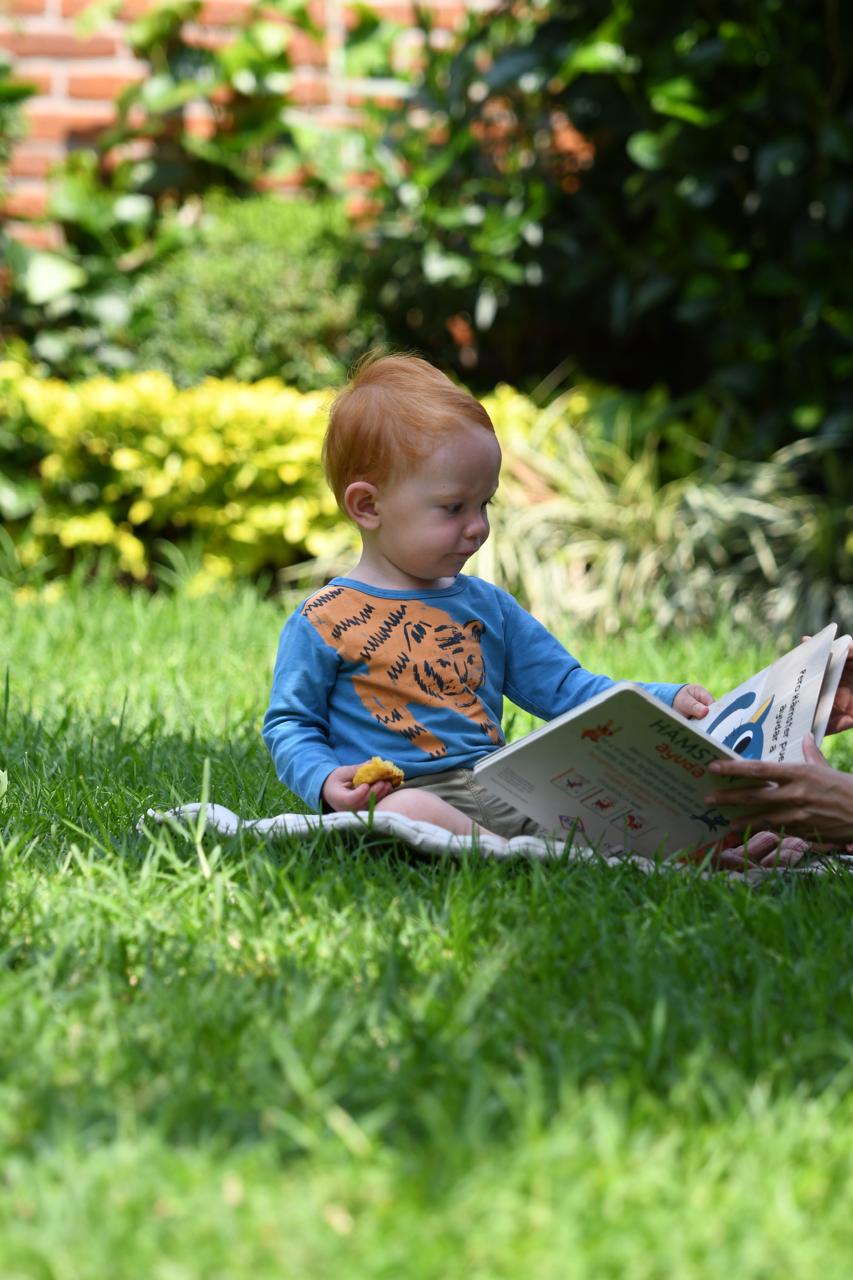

{"left": 401, "top": 767, "right": 550, "bottom": 840}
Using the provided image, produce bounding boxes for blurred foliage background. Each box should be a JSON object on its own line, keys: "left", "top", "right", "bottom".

{"left": 1, "top": 0, "right": 852, "bottom": 635}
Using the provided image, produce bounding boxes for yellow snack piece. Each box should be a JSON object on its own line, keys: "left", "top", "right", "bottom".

{"left": 352, "top": 757, "right": 404, "bottom": 788}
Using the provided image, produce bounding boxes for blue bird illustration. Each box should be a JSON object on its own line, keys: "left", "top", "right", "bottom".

{"left": 706, "top": 692, "right": 774, "bottom": 760}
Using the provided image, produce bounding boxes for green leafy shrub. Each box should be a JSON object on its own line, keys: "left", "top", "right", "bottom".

{"left": 2, "top": 154, "right": 194, "bottom": 379}
{"left": 357, "top": 0, "right": 853, "bottom": 608}
{"left": 477, "top": 388, "right": 847, "bottom": 638}
{"left": 0, "top": 53, "right": 37, "bottom": 316}
{"left": 0, "top": 53, "right": 36, "bottom": 181}
{"left": 128, "top": 194, "right": 380, "bottom": 389}
{"left": 364, "top": 0, "right": 853, "bottom": 456}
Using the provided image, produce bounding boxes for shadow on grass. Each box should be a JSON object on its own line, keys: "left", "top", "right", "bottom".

{"left": 3, "top": 706, "right": 853, "bottom": 1167}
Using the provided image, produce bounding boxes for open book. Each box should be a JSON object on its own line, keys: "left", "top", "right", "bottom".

{"left": 474, "top": 623, "right": 851, "bottom": 858}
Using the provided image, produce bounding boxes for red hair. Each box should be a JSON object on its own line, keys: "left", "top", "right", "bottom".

{"left": 322, "top": 352, "right": 495, "bottom": 509}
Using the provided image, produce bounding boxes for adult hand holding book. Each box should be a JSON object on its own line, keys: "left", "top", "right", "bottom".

{"left": 706, "top": 732, "right": 853, "bottom": 846}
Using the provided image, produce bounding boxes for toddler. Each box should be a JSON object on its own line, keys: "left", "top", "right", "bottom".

{"left": 263, "top": 354, "right": 712, "bottom": 839}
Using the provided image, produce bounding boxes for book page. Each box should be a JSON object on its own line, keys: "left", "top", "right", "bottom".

{"left": 702, "top": 624, "right": 837, "bottom": 764}
{"left": 475, "top": 684, "right": 748, "bottom": 859}
{"left": 812, "top": 635, "right": 852, "bottom": 744}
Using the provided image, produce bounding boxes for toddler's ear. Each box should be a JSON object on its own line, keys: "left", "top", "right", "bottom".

{"left": 344, "top": 481, "right": 380, "bottom": 528}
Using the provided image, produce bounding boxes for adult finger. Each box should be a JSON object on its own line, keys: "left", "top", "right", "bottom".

{"left": 714, "top": 847, "right": 749, "bottom": 871}
{"left": 760, "top": 837, "right": 810, "bottom": 867}
{"left": 740, "top": 830, "right": 783, "bottom": 861}
{"left": 801, "top": 733, "right": 828, "bottom": 766}
{"left": 704, "top": 784, "right": 778, "bottom": 808}
{"left": 707, "top": 756, "right": 778, "bottom": 778}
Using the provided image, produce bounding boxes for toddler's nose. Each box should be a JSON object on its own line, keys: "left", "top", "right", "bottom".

{"left": 464, "top": 510, "right": 489, "bottom": 541}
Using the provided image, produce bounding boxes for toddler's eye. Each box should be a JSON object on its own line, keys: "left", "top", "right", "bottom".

{"left": 444, "top": 503, "right": 462, "bottom": 514}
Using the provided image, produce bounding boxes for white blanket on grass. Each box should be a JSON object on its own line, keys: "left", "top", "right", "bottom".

{"left": 140, "top": 803, "right": 604, "bottom": 864}
{"left": 137, "top": 804, "right": 849, "bottom": 880}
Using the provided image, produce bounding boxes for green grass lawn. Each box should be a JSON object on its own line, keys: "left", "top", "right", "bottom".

{"left": 3, "top": 579, "right": 853, "bottom": 1278}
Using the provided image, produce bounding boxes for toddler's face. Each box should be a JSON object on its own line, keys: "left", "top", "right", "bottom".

{"left": 372, "top": 424, "right": 501, "bottom": 589}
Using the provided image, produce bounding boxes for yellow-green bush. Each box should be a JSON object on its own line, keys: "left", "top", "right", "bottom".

{"left": 0, "top": 364, "right": 552, "bottom": 592}
{"left": 1, "top": 361, "right": 833, "bottom": 635}
{"left": 0, "top": 361, "right": 341, "bottom": 585}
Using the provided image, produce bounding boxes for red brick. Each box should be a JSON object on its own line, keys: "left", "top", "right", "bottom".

{"left": 429, "top": 4, "right": 469, "bottom": 31}
{"left": 2, "top": 185, "right": 49, "bottom": 219}
{"left": 183, "top": 26, "right": 232, "bottom": 51}
{"left": 8, "top": 146, "right": 62, "bottom": 178}
{"left": 287, "top": 28, "right": 326, "bottom": 68}
{"left": 6, "top": 0, "right": 48, "bottom": 13}
{"left": 289, "top": 75, "right": 329, "bottom": 106}
{"left": 198, "top": 0, "right": 255, "bottom": 24}
{"left": 118, "top": 0, "right": 160, "bottom": 16}
{"left": 0, "top": 32, "right": 119, "bottom": 58}
{"left": 344, "top": 0, "right": 469, "bottom": 27}
{"left": 60, "top": 0, "right": 152, "bottom": 13}
{"left": 5, "top": 220, "right": 63, "bottom": 250}
{"left": 345, "top": 82, "right": 408, "bottom": 108}
{"left": 68, "top": 72, "right": 145, "bottom": 99}
{"left": 26, "top": 103, "right": 114, "bottom": 140}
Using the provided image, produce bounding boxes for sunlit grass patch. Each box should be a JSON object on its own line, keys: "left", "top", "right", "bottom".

{"left": 2, "top": 582, "right": 853, "bottom": 1276}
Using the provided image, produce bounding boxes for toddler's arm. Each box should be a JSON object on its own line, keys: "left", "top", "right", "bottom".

{"left": 498, "top": 590, "right": 708, "bottom": 719}
{"left": 262, "top": 610, "right": 342, "bottom": 810}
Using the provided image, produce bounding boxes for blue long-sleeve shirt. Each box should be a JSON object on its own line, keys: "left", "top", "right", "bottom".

{"left": 262, "top": 575, "right": 683, "bottom": 811}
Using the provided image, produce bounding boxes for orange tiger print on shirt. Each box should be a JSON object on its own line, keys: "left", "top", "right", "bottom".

{"left": 302, "top": 586, "right": 502, "bottom": 759}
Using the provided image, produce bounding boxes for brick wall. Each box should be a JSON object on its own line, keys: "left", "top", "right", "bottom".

{"left": 1, "top": 0, "right": 481, "bottom": 248}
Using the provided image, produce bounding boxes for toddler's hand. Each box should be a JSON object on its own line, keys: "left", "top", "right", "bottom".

{"left": 322, "top": 763, "right": 396, "bottom": 812}
{"left": 673, "top": 683, "right": 714, "bottom": 720}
